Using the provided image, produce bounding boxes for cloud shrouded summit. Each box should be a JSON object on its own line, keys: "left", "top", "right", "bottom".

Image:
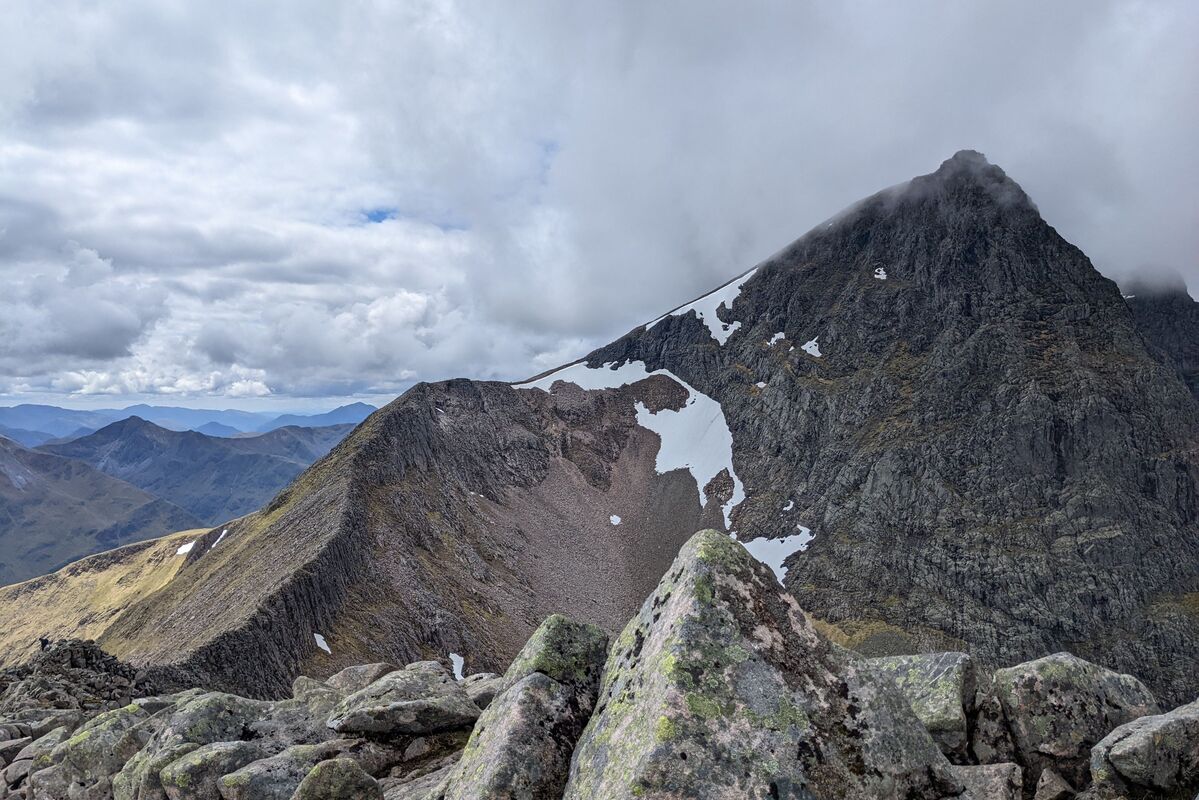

{"left": 1, "top": 1, "right": 1196, "bottom": 406}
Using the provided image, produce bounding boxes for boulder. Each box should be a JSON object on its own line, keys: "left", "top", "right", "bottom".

{"left": 949, "top": 763, "right": 1022, "bottom": 800}
{"left": 869, "top": 652, "right": 976, "bottom": 762}
{"left": 112, "top": 741, "right": 200, "bottom": 800}
{"left": 459, "top": 674, "right": 501, "bottom": 710}
{"left": 0, "top": 737, "right": 31, "bottom": 766}
{"left": 112, "top": 692, "right": 273, "bottom": 800}
{"left": 326, "top": 662, "right": 480, "bottom": 737}
{"left": 970, "top": 674, "right": 1018, "bottom": 765}
{"left": 435, "top": 615, "right": 607, "bottom": 799}
{"left": 1088, "top": 697, "right": 1199, "bottom": 798}
{"left": 1034, "top": 768, "right": 1075, "bottom": 800}
{"left": 27, "top": 704, "right": 158, "bottom": 800}
{"left": 325, "top": 664, "right": 399, "bottom": 694}
{"left": 159, "top": 741, "right": 268, "bottom": 800}
{"left": 991, "top": 652, "right": 1158, "bottom": 790}
{"left": 290, "top": 757, "right": 383, "bottom": 800}
{"left": 436, "top": 673, "right": 588, "bottom": 799}
{"left": 218, "top": 740, "right": 356, "bottom": 800}
{"left": 562, "top": 530, "right": 962, "bottom": 799}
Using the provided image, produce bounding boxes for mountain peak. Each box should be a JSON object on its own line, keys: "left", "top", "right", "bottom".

{"left": 904, "top": 148, "right": 1035, "bottom": 211}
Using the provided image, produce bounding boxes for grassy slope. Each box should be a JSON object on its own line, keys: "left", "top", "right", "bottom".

{"left": 0, "top": 529, "right": 205, "bottom": 667}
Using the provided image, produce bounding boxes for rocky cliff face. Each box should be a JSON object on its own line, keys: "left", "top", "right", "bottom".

{"left": 1124, "top": 272, "right": 1199, "bottom": 401}
{"left": 2, "top": 151, "right": 1195, "bottom": 713}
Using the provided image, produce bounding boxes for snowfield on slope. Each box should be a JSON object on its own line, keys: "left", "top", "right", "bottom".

{"left": 517, "top": 360, "right": 745, "bottom": 527}
{"left": 645, "top": 267, "right": 758, "bottom": 345}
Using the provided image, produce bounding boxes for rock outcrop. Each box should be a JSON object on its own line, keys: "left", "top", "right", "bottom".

{"left": 1087, "top": 697, "right": 1199, "bottom": 799}
{"left": 562, "top": 530, "right": 961, "bottom": 799}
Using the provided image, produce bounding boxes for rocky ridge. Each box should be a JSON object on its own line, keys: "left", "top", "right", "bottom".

{"left": 1, "top": 532, "right": 1196, "bottom": 800}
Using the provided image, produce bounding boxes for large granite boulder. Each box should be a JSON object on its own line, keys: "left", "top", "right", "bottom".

{"left": 290, "top": 757, "right": 384, "bottom": 799}
{"left": 990, "top": 652, "right": 1159, "bottom": 791}
{"left": 460, "top": 674, "right": 501, "bottom": 710}
{"left": 949, "top": 763, "right": 1022, "bottom": 800}
{"left": 28, "top": 704, "right": 159, "bottom": 800}
{"left": 326, "top": 662, "right": 481, "bottom": 737}
{"left": 325, "top": 664, "right": 399, "bottom": 694}
{"left": 869, "top": 652, "right": 976, "bottom": 762}
{"left": 159, "top": 741, "right": 269, "bottom": 800}
{"left": 218, "top": 740, "right": 357, "bottom": 800}
{"left": 1087, "top": 697, "right": 1199, "bottom": 798}
{"left": 435, "top": 615, "right": 608, "bottom": 799}
{"left": 562, "top": 530, "right": 962, "bottom": 799}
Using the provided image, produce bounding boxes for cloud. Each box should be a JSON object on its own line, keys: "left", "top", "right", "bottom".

{"left": 0, "top": 0, "right": 1195, "bottom": 406}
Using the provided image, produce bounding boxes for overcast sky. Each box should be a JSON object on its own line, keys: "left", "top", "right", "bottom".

{"left": 1, "top": 1, "right": 1195, "bottom": 411}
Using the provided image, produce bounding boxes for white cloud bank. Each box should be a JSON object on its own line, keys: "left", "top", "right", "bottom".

{"left": 0, "top": 1, "right": 1195, "bottom": 406}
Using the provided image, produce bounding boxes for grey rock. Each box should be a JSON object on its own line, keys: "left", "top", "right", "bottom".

{"left": 459, "top": 674, "right": 501, "bottom": 710}
{"left": 112, "top": 691, "right": 273, "bottom": 799}
{"left": 112, "top": 741, "right": 200, "bottom": 800}
{"left": 562, "top": 530, "right": 961, "bottom": 799}
{"left": 436, "top": 672, "right": 588, "bottom": 799}
{"left": 1034, "top": 768, "right": 1075, "bottom": 800}
{"left": 28, "top": 704, "right": 157, "bottom": 800}
{"left": 970, "top": 673, "right": 1018, "bottom": 765}
{"left": 381, "top": 756, "right": 459, "bottom": 800}
{"left": 218, "top": 740, "right": 356, "bottom": 800}
{"left": 290, "top": 757, "right": 383, "bottom": 800}
{"left": 1088, "top": 697, "right": 1199, "bottom": 797}
{"left": 0, "top": 738, "right": 30, "bottom": 767}
{"left": 159, "top": 741, "right": 267, "bottom": 800}
{"left": 992, "top": 652, "right": 1159, "bottom": 790}
{"left": 326, "top": 662, "right": 480, "bottom": 737}
{"left": 11, "top": 726, "right": 69, "bottom": 768}
{"left": 868, "top": 652, "right": 976, "bottom": 762}
{"left": 498, "top": 614, "right": 608, "bottom": 706}
{"left": 950, "top": 763, "right": 1022, "bottom": 800}
{"left": 325, "top": 664, "right": 399, "bottom": 694}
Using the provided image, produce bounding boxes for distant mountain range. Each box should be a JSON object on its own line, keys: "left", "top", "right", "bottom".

{"left": 0, "top": 402, "right": 376, "bottom": 442}
{"left": 39, "top": 418, "right": 356, "bottom": 525}
{"left": 0, "top": 415, "right": 363, "bottom": 585}
{"left": 0, "top": 436, "right": 201, "bottom": 586}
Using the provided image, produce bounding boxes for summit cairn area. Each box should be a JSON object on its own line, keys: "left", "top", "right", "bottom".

{"left": 1, "top": 532, "right": 1195, "bottom": 799}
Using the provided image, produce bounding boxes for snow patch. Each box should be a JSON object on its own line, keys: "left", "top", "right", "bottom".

{"left": 767, "top": 332, "right": 785, "bottom": 346}
{"left": 449, "top": 652, "right": 465, "bottom": 681}
{"left": 209, "top": 529, "right": 228, "bottom": 549}
{"left": 801, "top": 337, "right": 822, "bottom": 357}
{"left": 1122, "top": 293, "right": 1136, "bottom": 300}
{"left": 873, "top": 267, "right": 888, "bottom": 280}
{"left": 755, "top": 382, "right": 766, "bottom": 389}
{"left": 645, "top": 267, "right": 758, "bottom": 345}
{"left": 782, "top": 500, "right": 794, "bottom": 512}
{"left": 175, "top": 541, "right": 195, "bottom": 555}
{"left": 609, "top": 515, "right": 622, "bottom": 525}
{"left": 314, "top": 633, "right": 331, "bottom": 654}
{"left": 517, "top": 360, "right": 746, "bottom": 527}
{"left": 736, "top": 525, "right": 814, "bottom": 583}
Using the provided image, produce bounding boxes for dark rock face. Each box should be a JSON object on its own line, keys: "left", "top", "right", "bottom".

{"left": 1124, "top": 273, "right": 1199, "bottom": 401}
{"left": 582, "top": 151, "right": 1199, "bottom": 707}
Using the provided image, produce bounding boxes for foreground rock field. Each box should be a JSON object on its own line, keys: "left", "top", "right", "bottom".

{"left": 1, "top": 531, "right": 1195, "bottom": 799}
